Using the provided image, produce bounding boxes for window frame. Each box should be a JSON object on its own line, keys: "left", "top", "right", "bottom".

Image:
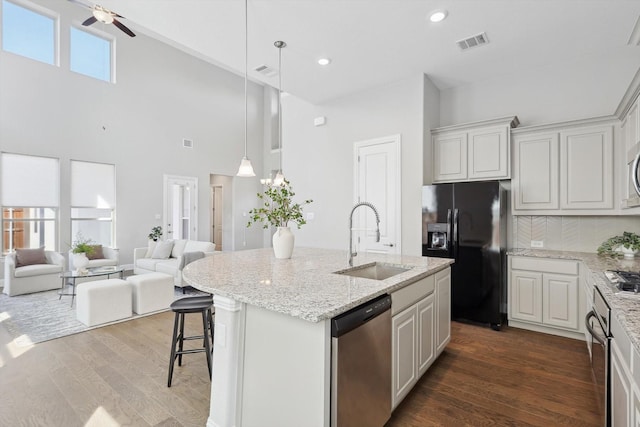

{"left": 2, "top": 207, "right": 58, "bottom": 254}
{"left": 69, "top": 23, "right": 116, "bottom": 83}
{"left": 1, "top": 0, "right": 60, "bottom": 66}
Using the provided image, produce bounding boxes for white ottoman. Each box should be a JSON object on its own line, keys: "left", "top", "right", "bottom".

{"left": 127, "top": 272, "right": 174, "bottom": 314}
{"left": 76, "top": 279, "right": 132, "bottom": 326}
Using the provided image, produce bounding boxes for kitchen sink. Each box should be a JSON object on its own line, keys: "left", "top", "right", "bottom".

{"left": 334, "top": 262, "right": 410, "bottom": 280}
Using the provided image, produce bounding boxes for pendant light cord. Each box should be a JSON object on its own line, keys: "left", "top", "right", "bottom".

{"left": 244, "top": 0, "right": 248, "bottom": 158}
{"left": 276, "top": 41, "right": 285, "bottom": 173}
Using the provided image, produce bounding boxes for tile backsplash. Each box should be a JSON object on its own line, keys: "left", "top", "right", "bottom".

{"left": 512, "top": 216, "right": 640, "bottom": 253}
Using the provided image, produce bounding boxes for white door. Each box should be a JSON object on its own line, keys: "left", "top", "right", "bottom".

{"left": 542, "top": 273, "right": 579, "bottom": 330}
{"left": 509, "top": 270, "right": 543, "bottom": 323}
{"left": 354, "top": 135, "right": 400, "bottom": 255}
{"left": 468, "top": 126, "right": 509, "bottom": 180}
{"left": 391, "top": 305, "right": 417, "bottom": 409}
{"left": 512, "top": 132, "right": 559, "bottom": 210}
{"left": 435, "top": 268, "right": 451, "bottom": 355}
{"left": 433, "top": 131, "right": 468, "bottom": 182}
{"left": 417, "top": 293, "right": 435, "bottom": 376}
{"left": 163, "top": 175, "right": 198, "bottom": 241}
{"left": 211, "top": 185, "right": 223, "bottom": 250}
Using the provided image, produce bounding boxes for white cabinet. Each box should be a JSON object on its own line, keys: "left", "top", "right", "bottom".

{"left": 435, "top": 268, "right": 451, "bottom": 355}
{"left": 612, "top": 338, "right": 632, "bottom": 427}
{"left": 431, "top": 116, "right": 518, "bottom": 183}
{"left": 622, "top": 96, "right": 640, "bottom": 208}
{"left": 508, "top": 256, "right": 583, "bottom": 339}
{"left": 512, "top": 120, "right": 616, "bottom": 215}
{"left": 390, "top": 267, "right": 450, "bottom": 409}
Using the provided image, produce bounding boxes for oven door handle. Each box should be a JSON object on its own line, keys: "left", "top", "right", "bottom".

{"left": 585, "top": 311, "right": 607, "bottom": 346}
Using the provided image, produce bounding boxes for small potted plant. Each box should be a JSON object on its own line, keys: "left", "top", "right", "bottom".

{"left": 247, "top": 179, "right": 313, "bottom": 259}
{"left": 148, "top": 226, "right": 163, "bottom": 242}
{"left": 71, "top": 233, "right": 95, "bottom": 272}
{"left": 597, "top": 231, "right": 640, "bottom": 258}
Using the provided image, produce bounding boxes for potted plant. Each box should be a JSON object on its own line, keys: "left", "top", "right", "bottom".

{"left": 597, "top": 231, "right": 640, "bottom": 258}
{"left": 247, "top": 179, "right": 313, "bottom": 259}
{"left": 148, "top": 226, "right": 163, "bottom": 242}
{"left": 71, "top": 233, "right": 95, "bottom": 272}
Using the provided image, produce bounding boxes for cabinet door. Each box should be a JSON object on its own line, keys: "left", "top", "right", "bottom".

{"left": 560, "top": 126, "right": 613, "bottom": 209}
{"left": 433, "top": 132, "right": 467, "bottom": 182}
{"left": 435, "top": 268, "right": 451, "bottom": 355}
{"left": 417, "top": 293, "right": 435, "bottom": 377}
{"left": 513, "top": 132, "right": 559, "bottom": 210}
{"left": 611, "top": 339, "right": 632, "bottom": 427}
{"left": 391, "top": 305, "right": 417, "bottom": 409}
{"left": 542, "top": 273, "right": 579, "bottom": 330}
{"left": 468, "top": 126, "right": 509, "bottom": 180}
{"left": 509, "top": 270, "right": 543, "bottom": 323}
{"left": 633, "top": 383, "right": 640, "bottom": 427}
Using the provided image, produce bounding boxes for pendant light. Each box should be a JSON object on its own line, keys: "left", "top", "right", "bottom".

{"left": 272, "top": 40, "right": 286, "bottom": 187}
{"left": 236, "top": 0, "right": 256, "bottom": 177}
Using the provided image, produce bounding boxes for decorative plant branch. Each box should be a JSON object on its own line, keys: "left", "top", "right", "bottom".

{"left": 597, "top": 231, "right": 640, "bottom": 257}
{"left": 247, "top": 179, "right": 313, "bottom": 229}
{"left": 148, "top": 226, "right": 163, "bottom": 241}
{"left": 71, "top": 233, "right": 95, "bottom": 256}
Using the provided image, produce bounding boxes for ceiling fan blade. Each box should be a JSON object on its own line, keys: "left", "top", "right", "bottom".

{"left": 112, "top": 18, "right": 136, "bottom": 37}
{"left": 68, "top": 0, "right": 92, "bottom": 10}
{"left": 82, "top": 16, "right": 98, "bottom": 26}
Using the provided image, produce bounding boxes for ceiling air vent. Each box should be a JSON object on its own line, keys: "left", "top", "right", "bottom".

{"left": 254, "top": 64, "right": 278, "bottom": 77}
{"left": 182, "top": 139, "right": 193, "bottom": 148}
{"left": 456, "top": 32, "right": 489, "bottom": 51}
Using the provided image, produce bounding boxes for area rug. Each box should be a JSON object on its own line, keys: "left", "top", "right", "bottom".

{"left": 0, "top": 286, "right": 209, "bottom": 347}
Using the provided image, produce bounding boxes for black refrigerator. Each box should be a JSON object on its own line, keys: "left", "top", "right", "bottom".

{"left": 422, "top": 181, "right": 507, "bottom": 330}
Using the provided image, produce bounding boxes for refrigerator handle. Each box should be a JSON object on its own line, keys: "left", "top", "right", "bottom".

{"left": 453, "top": 208, "right": 459, "bottom": 259}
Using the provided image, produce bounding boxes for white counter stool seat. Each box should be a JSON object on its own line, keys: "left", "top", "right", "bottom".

{"left": 76, "top": 279, "right": 132, "bottom": 327}
{"left": 127, "top": 272, "right": 174, "bottom": 314}
{"left": 168, "top": 295, "right": 214, "bottom": 387}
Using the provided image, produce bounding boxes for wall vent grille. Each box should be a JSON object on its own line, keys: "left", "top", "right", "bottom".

{"left": 254, "top": 64, "right": 278, "bottom": 77}
{"left": 182, "top": 139, "right": 193, "bottom": 148}
{"left": 456, "top": 32, "right": 489, "bottom": 50}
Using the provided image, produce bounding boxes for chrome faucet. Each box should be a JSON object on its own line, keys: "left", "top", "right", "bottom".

{"left": 349, "top": 202, "right": 381, "bottom": 266}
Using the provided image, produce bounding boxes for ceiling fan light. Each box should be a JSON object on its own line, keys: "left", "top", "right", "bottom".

{"left": 93, "top": 9, "right": 114, "bottom": 24}
{"left": 237, "top": 157, "right": 256, "bottom": 177}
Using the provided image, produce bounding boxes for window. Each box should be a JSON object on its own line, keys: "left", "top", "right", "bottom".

{"left": 1, "top": 153, "right": 59, "bottom": 253}
{"left": 70, "top": 160, "right": 115, "bottom": 247}
{"left": 1, "top": 0, "right": 56, "bottom": 65}
{"left": 70, "top": 26, "right": 112, "bottom": 82}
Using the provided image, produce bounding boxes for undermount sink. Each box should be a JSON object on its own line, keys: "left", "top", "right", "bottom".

{"left": 334, "top": 262, "right": 410, "bottom": 281}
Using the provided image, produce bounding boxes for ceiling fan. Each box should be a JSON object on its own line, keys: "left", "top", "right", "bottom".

{"left": 68, "top": 0, "right": 136, "bottom": 37}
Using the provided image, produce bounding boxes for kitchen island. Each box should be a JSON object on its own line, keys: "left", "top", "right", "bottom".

{"left": 182, "top": 247, "right": 453, "bottom": 427}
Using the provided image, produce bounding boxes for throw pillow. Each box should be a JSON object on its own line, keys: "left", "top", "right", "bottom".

{"left": 87, "top": 245, "right": 104, "bottom": 260}
{"left": 151, "top": 240, "right": 174, "bottom": 259}
{"left": 15, "top": 247, "right": 48, "bottom": 267}
{"left": 145, "top": 240, "right": 157, "bottom": 258}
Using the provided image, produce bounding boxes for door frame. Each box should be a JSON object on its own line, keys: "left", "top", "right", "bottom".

{"left": 210, "top": 184, "right": 223, "bottom": 250}
{"left": 353, "top": 134, "right": 402, "bottom": 254}
{"left": 163, "top": 174, "right": 198, "bottom": 241}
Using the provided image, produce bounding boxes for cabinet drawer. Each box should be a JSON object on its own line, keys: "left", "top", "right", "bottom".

{"left": 511, "top": 256, "right": 579, "bottom": 275}
{"left": 392, "top": 275, "right": 435, "bottom": 315}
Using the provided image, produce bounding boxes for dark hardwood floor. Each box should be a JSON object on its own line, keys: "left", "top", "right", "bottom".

{"left": 0, "top": 312, "right": 601, "bottom": 426}
{"left": 387, "top": 321, "right": 602, "bottom": 427}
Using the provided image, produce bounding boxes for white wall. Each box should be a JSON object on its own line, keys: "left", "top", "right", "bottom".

{"left": 280, "top": 74, "right": 438, "bottom": 256}
{"left": 0, "top": 0, "right": 265, "bottom": 264}
{"left": 440, "top": 47, "right": 640, "bottom": 127}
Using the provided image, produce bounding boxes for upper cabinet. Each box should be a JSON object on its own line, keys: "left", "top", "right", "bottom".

{"left": 512, "top": 118, "right": 617, "bottom": 215}
{"left": 431, "top": 116, "right": 519, "bottom": 183}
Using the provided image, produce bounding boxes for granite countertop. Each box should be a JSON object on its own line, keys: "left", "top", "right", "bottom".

{"left": 182, "top": 247, "right": 453, "bottom": 323}
{"left": 509, "top": 248, "right": 640, "bottom": 354}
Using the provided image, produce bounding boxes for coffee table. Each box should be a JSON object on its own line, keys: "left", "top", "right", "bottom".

{"left": 59, "top": 266, "right": 125, "bottom": 306}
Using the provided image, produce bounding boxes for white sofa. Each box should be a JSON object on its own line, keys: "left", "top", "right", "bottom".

{"left": 3, "top": 250, "right": 65, "bottom": 296}
{"left": 133, "top": 239, "right": 215, "bottom": 289}
{"left": 67, "top": 246, "right": 119, "bottom": 271}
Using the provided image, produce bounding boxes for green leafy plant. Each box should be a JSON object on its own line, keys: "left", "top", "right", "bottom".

{"left": 148, "top": 226, "right": 163, "bottom": 241}
{"left": 71, "top": 233, "right": 95, "bottom": 256}
{"left": 597, "top": 231, "right": 640, "bottom": 257}
{"left": 247, "top": 180, "right": 313, "bottom": 229}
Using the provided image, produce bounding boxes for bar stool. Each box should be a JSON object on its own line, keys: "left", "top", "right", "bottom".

{"left": 167, "top": 294, "right": 214, "bottom": 387}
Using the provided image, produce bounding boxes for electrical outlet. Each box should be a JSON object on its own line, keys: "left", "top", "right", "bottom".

{"left": 530, "top": 240, "right": 544, "bottom": 248}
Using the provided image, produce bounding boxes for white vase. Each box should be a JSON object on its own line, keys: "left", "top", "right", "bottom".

{"left": 73, "top": 252, "right": 89, "bottom": 271}
{"left": 272, "top": 227, "right": 295, "bottom": 259}
{"left": 618, "top": 246, "right": 638, "bottom": 259}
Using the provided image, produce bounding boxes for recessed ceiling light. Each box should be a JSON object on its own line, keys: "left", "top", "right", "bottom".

{"left": 429, "top": 9, "right": 448, "bottom": 23}
{"left": 318, "top": 58, "right": 331, "bottom": 66}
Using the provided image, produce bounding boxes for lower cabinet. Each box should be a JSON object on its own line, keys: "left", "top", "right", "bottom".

{"left": 611, "top": 338, "right": 632, "bottom": 427}
{"left": 508, "top": 256, "right": 582, "bottom": 338}
{"left": 391, "top": 266, "right": 450, "bottom": 410}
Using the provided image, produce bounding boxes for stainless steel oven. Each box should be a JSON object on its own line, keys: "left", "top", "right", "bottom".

{"left": 585, "top": 286, "right": 610, "bottom": 426}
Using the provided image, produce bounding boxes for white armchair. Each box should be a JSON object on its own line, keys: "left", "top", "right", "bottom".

{"left": 67, "top": 246, "right": 119, "bottom": 271}
{"left": 3, "top": 250, "right": 65, "bottom": 296}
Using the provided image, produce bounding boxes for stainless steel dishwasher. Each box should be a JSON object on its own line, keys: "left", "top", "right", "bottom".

{"left": 331, "top": 294, "right": 392, "bottom": 427}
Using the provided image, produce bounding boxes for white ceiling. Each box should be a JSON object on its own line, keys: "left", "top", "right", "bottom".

{"left": 93, "top": 0, "right": 640, "bottom": 104}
